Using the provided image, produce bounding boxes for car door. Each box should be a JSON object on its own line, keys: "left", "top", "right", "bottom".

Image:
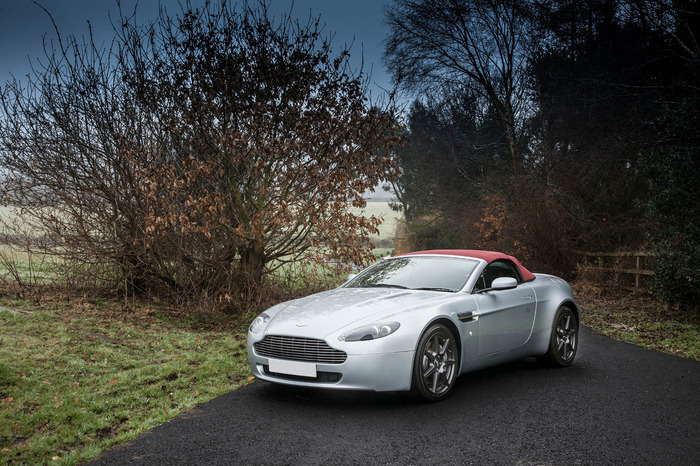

{"left": 472, "top": 260, "right": 536, "bottom": 356}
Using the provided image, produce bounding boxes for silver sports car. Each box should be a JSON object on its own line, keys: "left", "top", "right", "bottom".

{"left": 247, "top": 249, "right": 579, "bottom": 401}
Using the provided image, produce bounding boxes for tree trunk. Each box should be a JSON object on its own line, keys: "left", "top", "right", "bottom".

{"left": 506, "top": 122, "right": 520, "bottom": 173}
{"left": 497, "top": 106, "right": 520, "bottom": 174}
{"left": 238, "top": 239, "right": 265, "bottom": 295}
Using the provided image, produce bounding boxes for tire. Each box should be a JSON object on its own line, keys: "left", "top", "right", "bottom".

{"left": 410, "top": 324, "right": 459, "bottom": 402}
{"left": 539, "top": 305, "right": 578, "bottom": 367}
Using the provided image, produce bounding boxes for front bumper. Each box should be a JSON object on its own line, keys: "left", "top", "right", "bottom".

{"left": 247, "top": 343, "right": 414, "bottom": 392}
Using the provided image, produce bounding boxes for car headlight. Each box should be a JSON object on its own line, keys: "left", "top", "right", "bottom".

{"left": 339, "top": 322, "right": 400, "bottom": 342}
{"left": 249, "top": 312, "right": 271, "bottom": 334}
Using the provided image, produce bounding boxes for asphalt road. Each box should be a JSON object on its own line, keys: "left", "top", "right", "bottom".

{"left": 91, "top": 327, "right": 700, "bottom": 465}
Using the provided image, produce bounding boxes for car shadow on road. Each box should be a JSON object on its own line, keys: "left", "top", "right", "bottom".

{"left": 252, "top": 356, "right": 570, "bottom": 410}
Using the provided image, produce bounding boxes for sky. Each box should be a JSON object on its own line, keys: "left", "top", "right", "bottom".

{"left": 0, "top": 0, "right": 394, "bottom": 98}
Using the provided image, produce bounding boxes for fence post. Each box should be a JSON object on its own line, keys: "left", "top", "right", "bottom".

{"left": 577, "top": 251, "right": 655, "bottom": 293}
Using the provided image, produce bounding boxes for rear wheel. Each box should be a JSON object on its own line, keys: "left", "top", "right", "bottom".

{"left": 539, "top": 305, "right": 578, "bottom": 367}
{"left": 410, "top": 324, "right": 459, "bottom": 402}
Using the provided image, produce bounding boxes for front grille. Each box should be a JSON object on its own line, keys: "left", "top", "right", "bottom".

{"left": 254, "top": 335, "right": 347, "bottom": 364}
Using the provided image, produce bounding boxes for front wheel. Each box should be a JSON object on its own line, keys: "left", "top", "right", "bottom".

{"left": 539, "top": 305, "right": 578, "bottom": 367}
{"left": 410, "top": 324, "right": 459, "bottom": 402}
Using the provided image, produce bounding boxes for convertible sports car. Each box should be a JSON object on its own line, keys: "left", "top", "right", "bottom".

{"left": 247, "top": 249, "right": 579, "bottom": 401}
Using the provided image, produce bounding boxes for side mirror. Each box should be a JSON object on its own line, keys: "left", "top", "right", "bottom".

{"left": 491, "top": 277, "right": 518, "bottom": 290}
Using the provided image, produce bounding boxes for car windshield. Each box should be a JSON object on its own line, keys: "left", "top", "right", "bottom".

{"left": 344, "top": 256, "right": 479, "bottom": 292}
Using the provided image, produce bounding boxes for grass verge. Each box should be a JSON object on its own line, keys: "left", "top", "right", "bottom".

{"left": 0, "top": 297, "right": 251, "bottom": 465}
{"left": 574, "top": 284, "right": 700, "bottom": 361}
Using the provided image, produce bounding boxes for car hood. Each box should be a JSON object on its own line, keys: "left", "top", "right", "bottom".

{"left": 264, "top": 287, "right": 449, "bottom": 339}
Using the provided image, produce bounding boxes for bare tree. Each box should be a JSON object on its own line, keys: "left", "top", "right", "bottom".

{"left": 0, "top": 1, "right": 402, "bottom": 302}
{"left": 0, "top": 11, "right": 149, "bottom": 293}
{"left": 625, "top": 0, "right": 699, "bottom": 63}
{"left": 384, "top": 0, "right": 529, "bottom": 170}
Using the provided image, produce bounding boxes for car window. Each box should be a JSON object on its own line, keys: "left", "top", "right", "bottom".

{"left": 345, "top": 256, "right": 479, "bottom": 292}
{"left": 473, "top": 260, "right": 523, "bottom": 291}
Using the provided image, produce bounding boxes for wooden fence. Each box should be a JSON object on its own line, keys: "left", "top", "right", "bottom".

{"left": 577, "top": 251, "right": 655, "bottom": 293}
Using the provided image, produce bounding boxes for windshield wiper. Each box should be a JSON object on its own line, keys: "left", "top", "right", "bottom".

{"left": 364, "top": 283, "right": 409, "bottom": 289}
{"left": 411, "top": 287, "right": 454, "bottom": 293}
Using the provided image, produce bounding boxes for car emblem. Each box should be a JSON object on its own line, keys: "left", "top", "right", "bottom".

{"left": 296, "top": 322, "right": 308, "bottom": 327}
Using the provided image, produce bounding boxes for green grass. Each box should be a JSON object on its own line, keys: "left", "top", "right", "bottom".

{"left": 0, "top": 245, "right": 57, "bottom": 286}
{"left": 0, "top": 299, "right": 251, "bottom": 465}
{"left": 575, "top": 285, "right": 700, "bottom": 361}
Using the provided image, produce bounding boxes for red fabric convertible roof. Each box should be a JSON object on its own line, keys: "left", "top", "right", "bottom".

{"left": 397, "top": 249, "right": 536, "bottom": 282}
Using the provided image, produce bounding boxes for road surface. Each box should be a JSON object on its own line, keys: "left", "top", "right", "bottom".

{"left": 91, "top": 327, "right": 700, "bottom": 465}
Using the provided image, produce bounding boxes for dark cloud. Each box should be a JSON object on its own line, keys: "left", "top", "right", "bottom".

{"left": 0, "top": 0, "right": 390, "bottom": 96}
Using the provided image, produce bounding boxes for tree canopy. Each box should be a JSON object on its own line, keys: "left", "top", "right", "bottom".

{"left": 384, "top": 0, "right": 700, "bottom": 309}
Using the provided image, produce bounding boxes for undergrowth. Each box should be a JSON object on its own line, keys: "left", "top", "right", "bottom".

{"left": 574, "top": 283, "right": 700, "bottom": 361}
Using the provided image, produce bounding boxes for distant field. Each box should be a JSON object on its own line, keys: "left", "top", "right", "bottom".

{"left": 0, "top": 205, "right": 46, "bottom": 240}
{"left": 0, "top": 202, "right": 403, "bottom": 265}
{"left": 0, "top": 206, "right": 51, "bottom": 283}
{"left": 0, "top": 206, "right": 22, "bottom": 231}
{"left": 351, "top": 201, "right": 402, "bottom": 247}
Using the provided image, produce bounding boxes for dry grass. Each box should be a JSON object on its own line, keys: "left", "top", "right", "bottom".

{"left": 573, "top": 283, "right": 700, "bottom": 361}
